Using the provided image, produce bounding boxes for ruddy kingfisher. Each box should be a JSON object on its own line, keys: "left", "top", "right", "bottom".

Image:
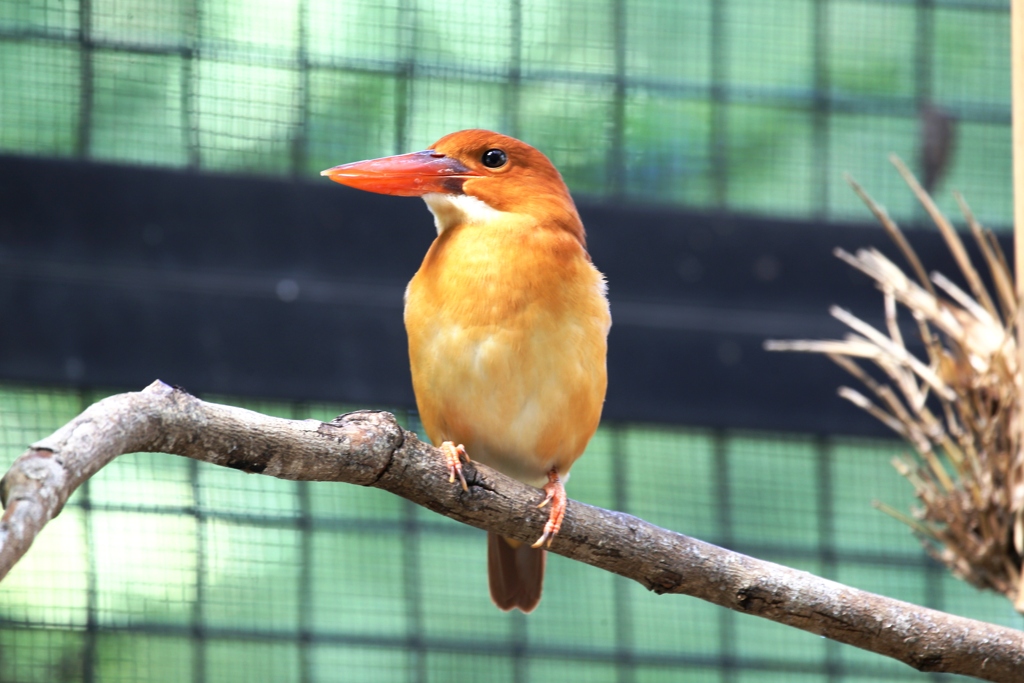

{"left": 322, "top": 129, "right": 610, "bottom": 613}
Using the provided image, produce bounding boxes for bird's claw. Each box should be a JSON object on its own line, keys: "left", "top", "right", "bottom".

{"left": 531, "top": 469, "right": 566, "bottom": 548}
{"left": 440, "top": 441, "right": 470, "bottom": 492}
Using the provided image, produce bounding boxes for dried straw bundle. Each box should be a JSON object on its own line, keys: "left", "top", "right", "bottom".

{"left": 766, "top": 156, "right": 1024, "bottom": 611}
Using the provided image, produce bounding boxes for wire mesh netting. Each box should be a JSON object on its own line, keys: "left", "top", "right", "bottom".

{"left": 1, "top": 385, "right": 1022, "bottom": 682}
{"left": 2, "top": 0, "right": 1021, "bottom": 681}
{"left": 0, "top": 0, "right": 1012, "bottom": 227}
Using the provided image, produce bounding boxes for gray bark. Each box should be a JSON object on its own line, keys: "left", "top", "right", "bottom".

{"left": 1, "top": 380, "right": 1021, "bottom": 681}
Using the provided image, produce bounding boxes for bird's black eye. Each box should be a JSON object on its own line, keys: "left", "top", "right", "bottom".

{"left": 481, "top": 148, "right": 507, "bottom": 168}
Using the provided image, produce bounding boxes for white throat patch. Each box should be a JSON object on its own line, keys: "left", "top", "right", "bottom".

{"left": 422, "top": 193, "right": 507, "bottom": 234}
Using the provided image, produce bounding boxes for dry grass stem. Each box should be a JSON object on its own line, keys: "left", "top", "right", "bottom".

{"left": 765, "top": 158, "right": 1024, "bottom": 611}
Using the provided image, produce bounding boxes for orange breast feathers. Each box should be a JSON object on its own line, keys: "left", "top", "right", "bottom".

{"left": 321, "top": 128, "right": 612, "bottom": 611}
{"left": 404, "top": 215, "right": 610, "bottom": 488}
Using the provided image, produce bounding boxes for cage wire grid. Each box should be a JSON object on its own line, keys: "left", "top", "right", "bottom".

{"left": 0, "top": 0, "right": 1013, "bottom": 226}
{"left": 1, "top": 385, "right": 1021, "bottom": 683}
{"left": 0, "top": 0, "right": 1021, "bottom": 681}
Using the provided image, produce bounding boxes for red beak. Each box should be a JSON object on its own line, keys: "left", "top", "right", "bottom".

{"left": 320, "top": 150, "right": 481, "bottom": 197}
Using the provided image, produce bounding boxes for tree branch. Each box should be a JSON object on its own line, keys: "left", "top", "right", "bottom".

{"left": 1, "top": 381, "right": 1021, "bottom": 681}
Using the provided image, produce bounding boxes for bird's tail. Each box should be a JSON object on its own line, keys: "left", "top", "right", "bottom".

{"left": 487, "top": 532, "right": 545, "bottom": 613}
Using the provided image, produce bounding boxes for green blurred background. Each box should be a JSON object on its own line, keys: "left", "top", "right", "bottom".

{"left": 0, "top": 0, "right": 1012, "bottom": 225}
{"left": 0, "top": 1, "right": 1019, "bottom": 682}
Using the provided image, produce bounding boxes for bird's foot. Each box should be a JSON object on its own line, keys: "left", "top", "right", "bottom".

{"left": 532, "top": 469, "right": 566, "bottom": 548}
{"left": 440, "top": 441, "right": 470, "bottom": 492}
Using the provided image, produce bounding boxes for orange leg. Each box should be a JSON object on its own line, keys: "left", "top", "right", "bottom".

{"left": 532, "top": 468, "right": 566, "bottom": 548}
{"left": 440, "top": 441, "right": 470, "bottom": 491}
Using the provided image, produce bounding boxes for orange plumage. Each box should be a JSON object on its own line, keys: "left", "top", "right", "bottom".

{"left": 322, "top": 129, "right": 610, "bottom": 612}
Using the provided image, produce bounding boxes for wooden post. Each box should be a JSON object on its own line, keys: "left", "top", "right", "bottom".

{"left": 1016, "top": 2, "right": 1024, "bottom": 398}
{"left": 1011, "top": 2, "right": 1019, "bottom": 395}
{"left": 1014, "top": 0, "right": 1024, "bottom": 612}
{"left": 1016, "top": 2, "right": 1024, "bottom": 325}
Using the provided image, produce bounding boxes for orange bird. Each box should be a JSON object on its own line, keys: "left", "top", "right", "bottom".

{"left": 322, "top": 129, "right": 610, "bottom": 613}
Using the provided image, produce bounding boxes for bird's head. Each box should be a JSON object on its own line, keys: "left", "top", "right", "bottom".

{"left": 321, "top": 129, "right": 583, "bottom": 244}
